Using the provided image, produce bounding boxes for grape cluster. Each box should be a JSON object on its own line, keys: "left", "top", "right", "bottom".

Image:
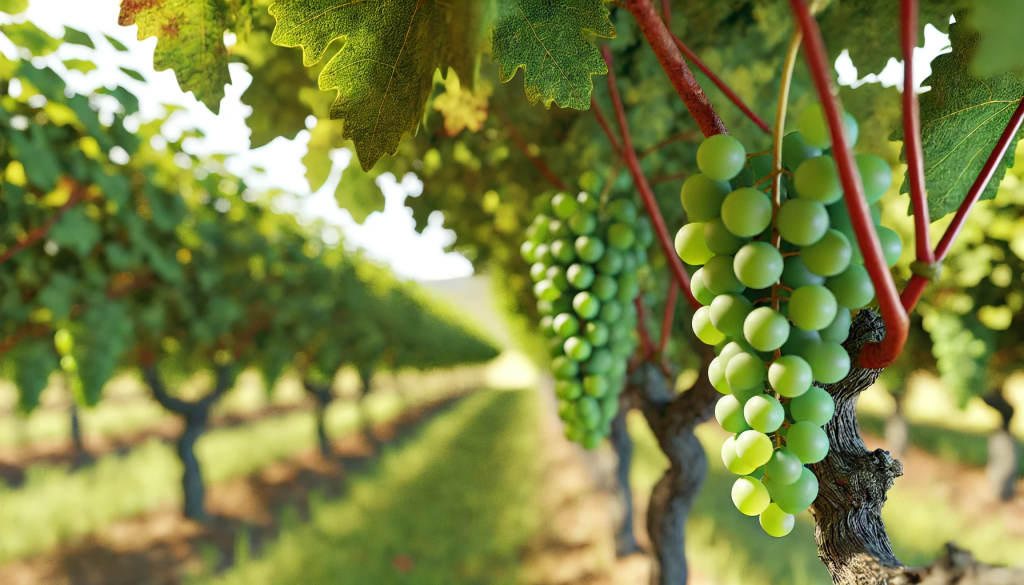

{"left": 522, "top": 191, "right": 654, "bottom": 449}
{"left": 676, "top": 106, "right": 903, "bottom": 537}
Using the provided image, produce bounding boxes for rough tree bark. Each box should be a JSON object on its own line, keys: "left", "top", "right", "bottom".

{"left": 811, "top": 310, "right": 1024, "bottom": 585}
{"left": 610, "top": 392, "right": 641, "bottom": 557}
{"left": 303, "top": 380, "right": 334, "bottom": 458}
{"left": 628, "top": 345, "right": 719, "bottom": 585}
{"left": 144, "top": 365, "right": 233, "bottom": 521}
{"left": 982, "top": 392, "right": 1017, "bottom": 502}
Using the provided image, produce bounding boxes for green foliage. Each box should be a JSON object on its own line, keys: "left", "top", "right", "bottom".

{"left": 970, "top": 0, "right": 1024, "bottom": 77}
{"left": 0, "top": 21, "right": 62, "bottom": 56}
{"left": 0, "top": 0, "right": 28, "bottom": 14}
{"left": 61, "top": 26, "right": 94, "bottom": 49}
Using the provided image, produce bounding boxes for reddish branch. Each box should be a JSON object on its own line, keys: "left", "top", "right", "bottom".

{"left": 634, "top": 296, "right": 656, "bottom": 359}
{"left": 659, "top": 279, "right": 678, "bottom": 355}
{"left": 624, "top": 0, "right": 728, "bottom": 137}
{"left": 591, "top": 97, "right": 625, "bottom": 158}
{"left": 601, "top": 45, "right": 702, "bottom": 310}
{"left": 0, "top": 181, "right": 90, "bottom": 265}
{"left": 495, "top": 108, "right": 570, "bottom": 192}
{"left": 638, "top": 131, "right": 699, "bottom": 159}
{"left": 901, "top": 96, "right": 1024, "bottom": 311}
{"left": 661, "top": 0, "right": 672, "bottom": 28}
{"left": 788, "top": 0, "right": 908, "bottom": 368}
{"left": 901, "top": 0, "right": 933, "bottom": 267}
{"left": 671, "top": 36, "right": 772, "bottom": 134}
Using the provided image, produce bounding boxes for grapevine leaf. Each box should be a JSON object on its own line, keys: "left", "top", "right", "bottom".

{"left": 103, "top": 34, "right": 129, "bottom": 51}
{"left": 337, "top": 156, "right": 386, "bottom": 223}
{"left": 0, "top": 22, "right": 62, "bottom": 56}
{"left": 63, "top": 59, "right": 98, "bottom": 74}
{"left": 268, "top": 0, "right": 490, "bottom": 170}
{"left": 893, "top": 20, "right": 1024, "bottom": 219}
{"left": 491, "top": 0, "right": 614, "bottom": 110}
{"left": 921, "top": 308, "right": 995, "bottom": 406}
{"left": 970, "top": 0, "right": 1024, "bottom": 77}
{"left": 62, "top": 26, "right": 95, "bottom": 49}
{"left": 37, "top": 272, "right": 80, "bottom": 319}
{"left": 12, "top": 340, "right": 58, "bottom": 414}
{"left": 120, "top": 67, "right": 147, "bottom": 82}
{"left": 0, "top": 0, "right": 28, "bottom": 15}
{"left": 50, "top": 206, "right": 103, "bottom": 258}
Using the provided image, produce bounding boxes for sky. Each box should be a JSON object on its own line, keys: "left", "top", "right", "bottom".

{"left": 0, "top": 1, "right": 951, "bottom": 281}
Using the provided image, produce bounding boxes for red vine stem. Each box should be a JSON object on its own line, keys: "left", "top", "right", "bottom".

{"left": 659, "top": 279, "right": 678, "bottom": 354}
{"left": 634, "top": 296, "right": 656, "bottom": 360}
{"left": 590, "top": 97, "right": 624, "bottom": 158}
{"left": 0, "top": 180, "right": 89, "bottom": 265}
{"left": 495, "top": 107, "right": 570, "bottom": 192}
{"left": 638, "top": 130, "right": 699, "bottom": 159}
{"left": 788, "top": 0, "right": 908, "bottom": 368}
{"left": 900, "top": 96, "right": 1024, "bottom": 311}
{"left": 625, "top": 0, "right": 728, "bottom": 137}
{"left": 901, "top": 0, "right": 933, "bottom": 267}
{"left": 661, "top": 0, "right": 672, "bottom": 28}
{"left": 602, "top": 45, "right": 701, "bottom": 310}
{"left": 671, "top": 36, "right": 772, "bottom": 134}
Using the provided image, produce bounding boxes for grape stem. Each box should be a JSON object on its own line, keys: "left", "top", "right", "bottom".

{"left": 638, "top": 130, "right": 700, "bottom": 159}
{"left": 601, "top": 45, "right": 702, "bottom": 310}
{"left": 901, "top": 0, "right": 933, "bottom": 268}
{"left": 661, "top": 0, "right": 672, "bottom": 28}
{"left": 788, "top": 0, "right": 909, "bottom": 369}
{"left": 900, "top": 95, "right": 1024, "bottom": 312}
{"left": 494, "top": 106, "right": 570, "bottom": 192}
{"left": 590, "top": 97, "right": 625, "bottom": 158}
{"left": 771, "top": 28, "right": 803, "bottom": 322}
{"left": 659, "top": 279, "right": 679, "bottom": 355}
{"left": 634, "top": 296, "right": 657, "bottom": 360}
{"left": 0, "top": 179, "right": 90, "bottom": 266}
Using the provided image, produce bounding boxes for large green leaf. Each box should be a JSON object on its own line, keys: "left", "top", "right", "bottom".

{"left": 894, "top": 19, "right": 1024, "bottom": 219}
{"left": 971, "top": 0, "right": 1024, "bottom": 77}
{"left": 269, "top": 0, "right": 489, "bottom": 171}
{"left": 491, "top": 0, "right": 614, "bottom": 110}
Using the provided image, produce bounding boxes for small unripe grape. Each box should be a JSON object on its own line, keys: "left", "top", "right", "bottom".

{"left": 802, "top": 340, "right": 851, "bottom": 384}
{"left": 585, "top": 321, "right": 610, "bottom": 347}
{"left": 788, "top": 285, "right": 838, "bottom": 331}
{"left": 674, "top": 223, "right": 714, "bottom": 265}
{"left": 718, "top": 340, "right": 750, "bottom": 367}
{"left": 576, "top": 191, "right": 600, "bottom": 211}
{"left": 744, "top": 394, "right": 785, "bottom": 433}
{"left": 798, "top": 104, "right": 831, "bottom": 149}
{"left": 786, "top": 421, "right": 830, "bottom": 464}
{"left": 760, "top": 503, "right": 796, "bottom": 537}
{"left": 743, "top": 307, "right": 790, "bottom": 352}
{"left": 521, "top": 241, "right": 537, "bottom": 263}
{"left": 735, "top": 429, "right": 774, "bottom": 467}
{"left": 710, "top": 294, "right": 754, "bottom": 338}
{"left": 555, "top": 380, "right": 583, "bottom": 400}
{"left": 530, "top": 262, "right": 548, "bottom": 283}
{"left": 551, "top": 192, "right": 579, "bottom": 219}
{"left": 876, "top": 225, "right": 903, "bottom": 267}
{"left": 599, "top": 299, "right": 623, "bottom": 323}
{"left": 732, "top": 383, "right": 764, "bottom": 405}
{"left": 704, "top": 217, "right": 746, "bottom": 255}
{"left": 827, "top": 202, "right": 863, "bottom": 264}
{"left": 693, "top": 306, "right": 727, "bottom": 346}
{"left": 856, "top": 154, "right": 892, "bottom": 203}
{"left": 826, "top": 264, "right": 874, "bottom": 309}
{"left": 583, "top": 373, "right": 610, "bottom": 397}
{"left": 690, "top": 268, "right": 717, "bottom": 306}
{"left": 553, "top": 313, "right": 580, "bottom": 338}
{"left": 765, "top": 467, "right": 819, "bottom": 514}
{"left": 703, "top": 255, "right": 746, "bottom": 295}
{"left": 616, "top": 273, "right": 640, "bottom": 302}
{"left": 766, "top": 447, "right": 804, "bottom": 486}
{"left": 768, "top": 355, "right": 813, "bottom": 398}
{"left": 597, "top": 248, "right": 623, "bottom": 275}
{"left": 725, "top": 352, "right": 767, "bottom": 392}
{"left": 782, "top": 131, "right": 823, "bottom": 169}
{"left": 722, "top": 435, "right": 757, "bottom": 475}
{"left": 591, "top": 274, "right": 619, "bottom": 301}
{"left": 795, "top": 156, "right": 842, "bottom": 204}
{"left": 716, "top": 394, "right": 752, "bottom": 433}
{"left": 529, "top": 215, "right": 551, "bottom": 242}
{"left": 551, "top": 239, "right": 577, "bottom": 265}
{"left": 567, "top": 263, "right": 596, "bottom": 290}
{"left": 721, "top": 188, "right": 773, "bottom": 237}
{"left": 680, "top": 174, "right": 731, "bottom": 221}
{"left": 564, "top": 336, "right": 593, "bottom": 361}
{"left": 607, "top": 199, "right": 638, "bottom": 224}
{"left": 781, "top": 255, "right": 825, "bottom": 289}
{"left": 540, "top": 315, "right": 556, "bottom": 337}
{"left": 802, "top": 230, "right": 853, "bottom": 277}
{"left": 534, "top": 243, "right": 553, "bottom": 265}
{"left": 575, "top": 236, "right": 605, "bottom": 264}
{"left": 781, "top": 326, "right": 820, "bottom": 357}
{"left": 790, "top": 387, "right": 836, "bottom": 426}
{"left": 551, "top": 356, "right": 579, "bottom": 379}
{"left": 577, "top": 397, "right": 602, "bottom": 429}
{"left": 734, "top": 242, "right": 784, "bottom": 289}
{"left": 819, "top": 309, "right": 851, "bottom": 344}
{"left": 534, "top": 279, "right": 562, "bottom": 302}
{"left": 568, "top": 211, "right": 597, "bottom": 236}
{"left": 843, "top": 111, "right": 859, "bottom": 147}
{"left": 708, "top": 356, "right": 731, "bottom": 394}
{"left": 547, "top": 265, "right": 570, "bottom": 291}
{"left": 573, "top": 291, "right": 601, "bottom": 320}
{"left": 697, "top": 134, "right": 747, "bottom": 181}
{"left": 635, "top": 217, "right": 655, "bottom": 247}
{"left": 54, "top": 329, "right": 74, "bottom": 356}
{"left": 608, "top": 223, "right": 636, "bottom": 250}
{"left": 732, "top": 476, "right": 771, "bottom": 516}
{"left": 777, "top": 198, "right": 829, "bottom": 246}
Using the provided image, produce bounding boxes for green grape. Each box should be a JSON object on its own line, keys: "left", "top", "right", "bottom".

{"left": 870, "top": 203, "right": 882, "bottom": 224}
{"left": 734, "top": 242, "right": 784, "bottom": 289}
{"left": 786, "top": 421, "right": 830, "bottom": 464}
{"left": 722, "top": 435, "right": 758, "bottom": 475}
{"left": 600, "top": 393, "right": 620, "bottom": 420}
{"left": 690, "top": 268, "right": 717, "bottom": 306}
{"left": 718, "top": 340, "right": 752, "bottom": 367}
{"left": 794, "top": 156, "right": 842, "bottom": 204}
{"left": 802, "top": 230, "right": 852, "bottom": 277}
{"left": 529, "top": 215, "right": 551, "bottom": 242}
{"left": 548, "top": 336, "right": 566, "bottom": 357}
{"left": 790, "top": 387, "right": 835, "bottom": 426}
{"left": 732, "top": 383, "right": 764, "bottom": 405}
{"left": 674, "top": 223, "right": 714, "bottom": 265}
{"left": 585, "top": 321, "right": 610, "bottom": 347}
{"left": 777, "top": 199, "right": 829, "bottom": 246}
{"left": 781, "top": 255, "right": 825, "bottom": 289}
{"left": 732, "top": 476, "right": 771, "bottom": 516}
{"left": 547, "top": 265, "right": 570, "bottom": 291}
{"left": 621, "top": 251, "right": 638, "bottom": 273}
{"left": 583, "top": 374, "right": 610, "bottom": 397}
{"left": 597, "top": 248, "right": 624, "bottom": 275}
{"left": 577, "top": 397, "right": 602, "bottom": 429}
{"left": 600, "top": 300, "right": 623, "bottom": 323}
{"left": 716, "top": 394, "right": 752, "bottom": 433}
{"left": 564, "top": 336, "right": 593, "bottom": 361}
{"left": 710, "top": 294, "right": 754, "bottom": 337}
{"left": 703, "top": 255, "right": 746, "bottom": 295}
{"left": 635, "top": 217, "right": 655, "bottom": 248}
{"left": 553, "top": 313, "right": 580, "bottom": 338}
{"left": 827, "top": 203, "right": 863, "bottom": 264}
{"left": 581, "top": 431, "right": 603, "bottom": 450}
{"left": 633, "top": 247, "right": 648, "bottom": 266}
{"left": 802, "top": 340, "right": 851, "bottom": 384}
{"left": 534, "top": 279, "right": 562, "bottom": 302}
{"left": 534, "top": 243, "right": 553, "bottom": 265}
{"left": 788, "top": 285, "right": 838, "bottom": 331}
{"left": 781, "top": 327, "right": 820, "bottom": 357}
{"left": 735, "top": 430, "right": 774, "bottom": 467}
{"left": 797, "top": 104, "right": 831, "bottom": 149}
{"left": 530, "top": 262, "right": 548, "bottom": 283}
{"left": 819, "top": 309, "right": 851, "bottom": 343}
{"left": 782, "top": 131, "right": 823, "bottom": 169}
{"left": 680, "top": 174, "right": 731, "bottom": 221}
{"left": 766, "top": 447, "right": 804, "bottom": 486}
{"left": 549, "top": 219, "right": 570, "bottom": 239}
{"left": 693, "top": 306, "right": 727, "bottom": 346}
{"left": 744, "top": 394, "right": 784, "bottom": 433}
{"left": 555, "top": 380, "right": 583, "bottom": 400}
{"left": 551, "top": 356, "right": 579, "bottom": 379}
{"left": 826, "top": 264, "right": 874, "bottom": 309}
{"left": 577, "top": 191, "right": 600, "bottom": 211}
{"left": 743, "top": 307, "right": 790, "bottom": 352}
{"left": 709, "top": 356, "right": 731, "bottom": 394}
{"left": 568, "top": 211, "right": 597, "bottom": 236}
{"left": 540, "top": 315, "right": 556, "bottom": 337}
{"left": 876, "top": 225, "right": 903, "bottom": 267}
{"left": 552, "top": 192, "right": 579, "bottom": 219}
{"left": 768, "top": 355, "right": 812, "bottom": 398}
{"left": 725, "top": 352, "right": 767, "bottom": 392}
{"left": 591, "top": 274, "right": 619, "bottom": 301}
{"left": 759, "top": 503, "right": 796, "bottom": 537}
{"left": 607, "top": 199, "right": 638, "bottom": 224}
{"left": 573, "top": 291, "right": 601, "bottom": 320}
{"left": 856, "top": 154, "right": 892, "bottom": 203}
{"left": 765, "top": 467, "right": 819, "bottom": 514}
{"left": 564, "top": 421, "right": 585, "bottom": 442}
{"left": 575, "top": 236, "right": 605, "bottom": 264}
{"left": 616, "top": 273, "right": 641, "bottom": 302}
{"left": 567, "top": 263, "right": 596, "bottom": 289}
{"left": 843, "top": 111, "right": 859, "bottom": 147}
{"left": 704, "top": 217, "right": 746, "bottom": 255}
{"left": 520, "top": 241, "right": 537, "bottom": 263}
{"left": 721, "top": 188, "right": 773, "bottom": 237}
{"left": 697, "top": 134, "right": 747, "bottom": 181}
{"left": 608, "top": 223, "right": 636, "bottom": 250}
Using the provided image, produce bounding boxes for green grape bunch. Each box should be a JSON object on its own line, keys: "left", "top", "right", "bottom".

{"left": 676, "top": 106, "right": 903, "bottom": 537}
{"left": 522, "top": 191, "right": 655, "bottom": 449}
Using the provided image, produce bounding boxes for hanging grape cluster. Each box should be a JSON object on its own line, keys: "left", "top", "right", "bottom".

{"left": 675, "top": 105, "right": 903, "bottom": 537}
{"left": 522, "top": 191, "right": 654, "bottom": 449}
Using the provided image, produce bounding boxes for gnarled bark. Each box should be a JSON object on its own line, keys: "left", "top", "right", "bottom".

{"left": 610, "top": 394, "right": 641, "bottom": 557}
